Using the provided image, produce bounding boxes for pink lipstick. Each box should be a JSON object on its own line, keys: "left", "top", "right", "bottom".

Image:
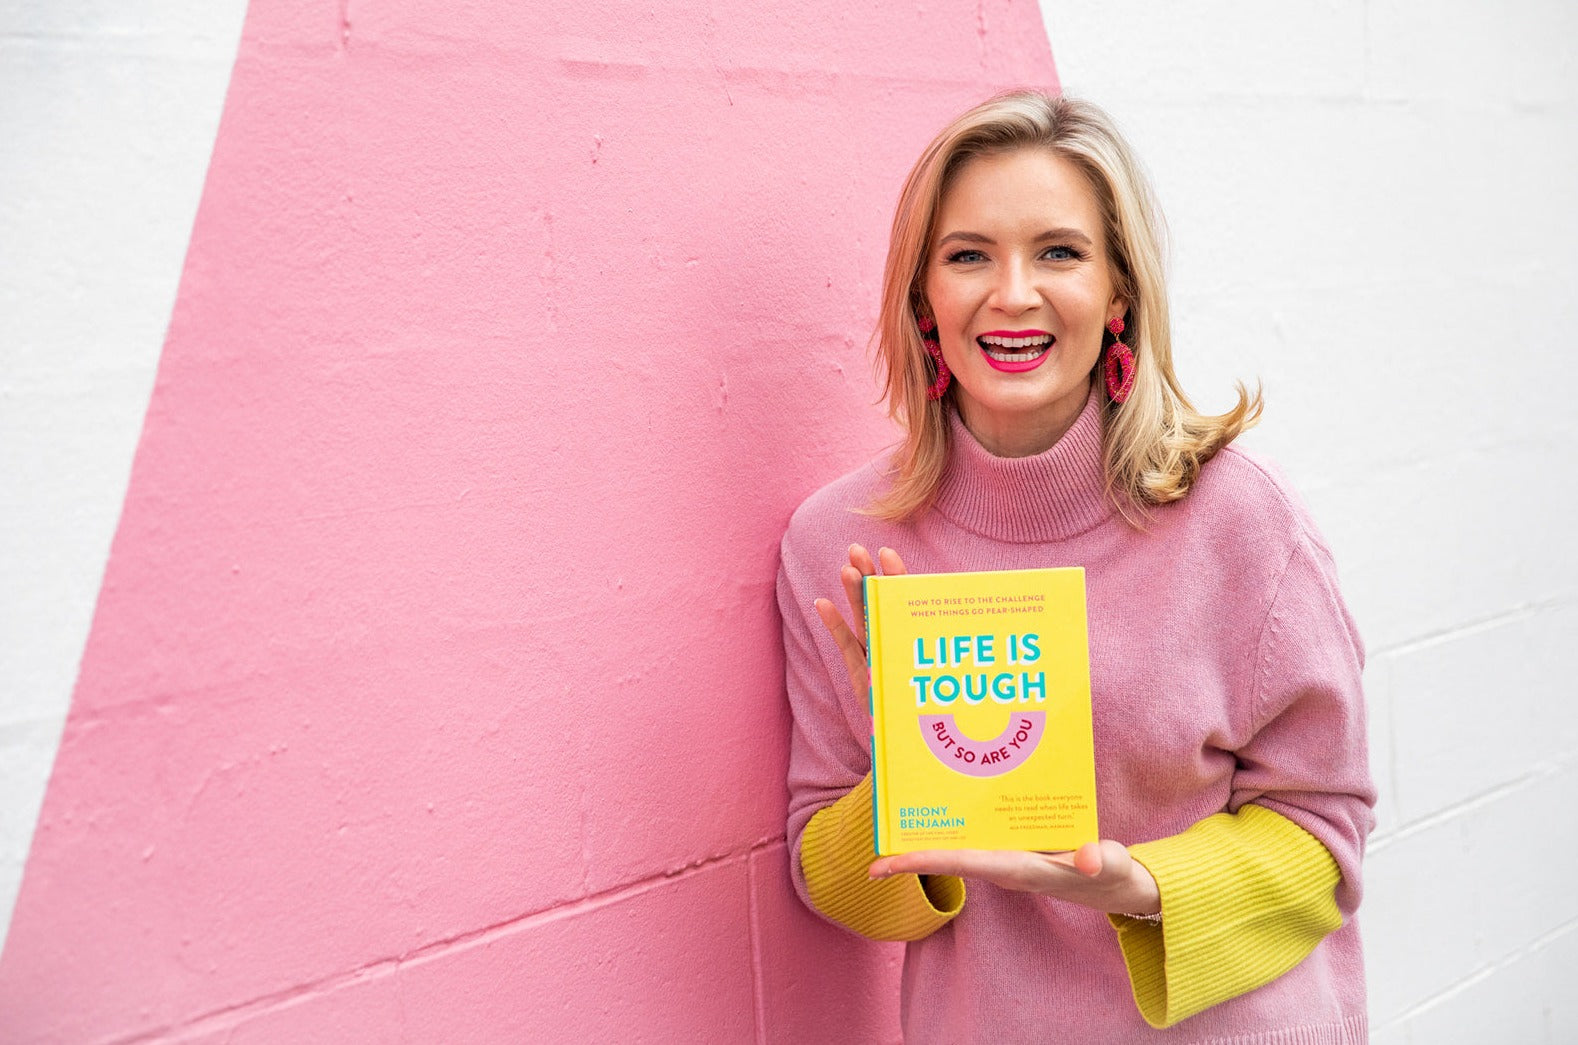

{"left": 977, "top": 330, "right": 1054, "bottom": 373}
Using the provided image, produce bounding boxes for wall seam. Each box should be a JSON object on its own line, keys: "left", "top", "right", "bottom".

{"left": 746, "top": 848, "right": 769, "bottom": 1045}
{"left": 1369, "top": 753, "right": 1576, "bottom": 853}
{"left": 105, "top": 841, "right": 782, "bottom": 1045}
{"left": 1383, "top": 916, "right": 1578, "bottom": 1028}
{"left": 1368, "top": 598, "right": 1569, "bottom": 659}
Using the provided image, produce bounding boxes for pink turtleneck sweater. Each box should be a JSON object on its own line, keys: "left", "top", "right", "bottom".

{"left": 778, "top": 388, "right": 1375, "bottom": 1042}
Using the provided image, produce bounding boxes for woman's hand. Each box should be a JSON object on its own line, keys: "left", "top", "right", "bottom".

{"left": 818, "top": 545, "right": 1161, "bottom": 918}
{"left": 812, "top": 543, "right": 907, "bottom": 703}
{"left": 868, "top": 841, "right": 1161, "bottom": 917}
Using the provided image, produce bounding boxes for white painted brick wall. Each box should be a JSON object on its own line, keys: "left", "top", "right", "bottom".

{"left": 0, "top": 0, "right": 248, "bottom": 948}
{"left": 4, "top": 2, "right": 1574, "bottom": 1035}
{"left": 1043, "top": 0, "right": 1578, "bottom": 1039}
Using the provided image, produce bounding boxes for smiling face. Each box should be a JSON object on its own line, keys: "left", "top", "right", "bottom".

{"left": 923, "top": 148, "right": 1126, "bottom": 458}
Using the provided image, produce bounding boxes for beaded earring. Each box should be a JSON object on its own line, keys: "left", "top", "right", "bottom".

{"left": 917, "top": 314, "right": 951, "bottom": 401}
{"left": 1103, "top": 316, "right": 1136, "bottom": 404}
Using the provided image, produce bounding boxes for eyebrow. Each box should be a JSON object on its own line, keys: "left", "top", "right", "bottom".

{"left": 936, "top": 227, "right": 1095, "bottom": 247}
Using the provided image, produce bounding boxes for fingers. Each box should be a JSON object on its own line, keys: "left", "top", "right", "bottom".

{"left": 875, "top": 844, "right": 1112, "bottom": 885}
{"left": 872, "top": 849, "right": 1044, "bottom": 892}
{"left": 871, "top": 849, "right": 986, "bottom": 880}
{"left": 849, "top": 543, "right": 877, "bottom": 576}
{"left": 817, "top": 543, "right": 911, "bottom": 697}
{"left": 840, "top": 563, "right": 868, "bottom": 647}
{"left": 841, "top": 544, "right": 876, "bottom": 646}
{"left": 878, "top": 546, "right": 908, "bottom": 576}
{"left": 814, "top": 598, "right": 871, "bottom": 697}
{"left": 874, "top": 842, "right": 1157, "bottom": 914}
{"left": 842, "top": 544, "right": 903, "bottom": 647}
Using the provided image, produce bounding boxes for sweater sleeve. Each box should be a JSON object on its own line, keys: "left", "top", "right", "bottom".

{"left": 1232, "top": 537, "right": 1376, "bottom": 913}
{"left": 801, "top": 773, "right": 966, "bottom": 940}
{"left": 1111, "top": 536, "right": 1376, "bottom": 1028}
{"left": 778, "top": 539, "right": 965, "bottom": 941}
{"left": 1110, "top": 806, "right": 1343, "bottom": 1027}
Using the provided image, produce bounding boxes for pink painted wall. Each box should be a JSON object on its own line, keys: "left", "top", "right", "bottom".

{"left": 0, "top": 2, "right": 1055, "bottom": 1040}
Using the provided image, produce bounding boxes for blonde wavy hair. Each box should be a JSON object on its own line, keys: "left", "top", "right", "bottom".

{"left": 867, "top": 91, "right": 1261, "bottom": 524}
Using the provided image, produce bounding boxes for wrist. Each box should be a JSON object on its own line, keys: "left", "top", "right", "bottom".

{"left": 1125, "top": 854, "right": 1161, "bottom": 916}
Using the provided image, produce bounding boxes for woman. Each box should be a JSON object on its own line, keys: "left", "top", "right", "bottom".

{"left": 778, "top": 92, "right": 1374, "bottom": 1041}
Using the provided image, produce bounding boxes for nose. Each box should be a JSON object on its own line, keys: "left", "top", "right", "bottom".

{"left": 989, "top": 258, "right": 1040, "bottom": 315}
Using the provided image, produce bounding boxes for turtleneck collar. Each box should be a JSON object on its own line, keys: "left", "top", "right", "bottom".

{"left": 931, "top": 384, "right": 1115, "bottom": 542}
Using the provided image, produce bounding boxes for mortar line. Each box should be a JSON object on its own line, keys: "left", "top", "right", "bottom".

{"left": 108, "top": 838, "right": 785, "bottom": 1045}
{"left": 1388, "top": 915, "right": 1578, "bottom": 1024}
{"left": 1369, "top": 598, "right": 1569, "bottom": 659}
{"left": 1368, "top": 756, "right": 1575, "bottom": 853}
{"left": 1527, "top": 915, "right": 1578, "bottom": 952}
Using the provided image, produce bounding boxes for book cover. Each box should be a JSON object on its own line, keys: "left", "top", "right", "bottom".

{"left": 863, "top": 567, "right": 1098, "bottom": 855}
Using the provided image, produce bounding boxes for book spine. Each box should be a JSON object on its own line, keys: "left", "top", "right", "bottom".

{"left": 863, "top": 573, "right": 881, "bottom": 855}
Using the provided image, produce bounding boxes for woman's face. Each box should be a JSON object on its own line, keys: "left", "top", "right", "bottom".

{"left": 923, "top": 148, "right": 1125, "bottom": 458}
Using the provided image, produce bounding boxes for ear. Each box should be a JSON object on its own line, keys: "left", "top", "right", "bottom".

{"left": 1108, "top": 293, "right": 1129, "bottom": 326}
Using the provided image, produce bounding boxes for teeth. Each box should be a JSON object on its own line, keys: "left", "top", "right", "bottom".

{"left": 977, "top": 334, "right": 1052, "bottom": 363}
{"left": 978, "top": 334, "right": 1052, "bottom": 349}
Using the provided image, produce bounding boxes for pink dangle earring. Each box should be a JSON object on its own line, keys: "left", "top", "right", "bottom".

{"left": 1103, "top": 316, "right": 1136, "bottom": 404}
{"left": 917, "top": 314, "right": 951, "bottom": 400}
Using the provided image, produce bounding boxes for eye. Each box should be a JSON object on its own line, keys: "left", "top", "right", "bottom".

{"left": 944, "top": 249, "right": 987, "bottom": 264}
{"left": 1042, "top": 245, "right": 1088, "bottom": 262}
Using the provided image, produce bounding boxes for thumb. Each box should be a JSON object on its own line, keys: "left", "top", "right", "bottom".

{"left": 1072, "top": 841, "right": 1104, "bottom": 877}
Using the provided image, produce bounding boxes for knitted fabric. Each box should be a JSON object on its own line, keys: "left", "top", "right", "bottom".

{"left": 778, "top": 386, "right": 1375, "bottom": 1042}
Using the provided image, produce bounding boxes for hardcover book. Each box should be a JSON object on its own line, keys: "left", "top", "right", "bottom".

{"left": 863, "top": 567, "right": 1098, "bottom": 855}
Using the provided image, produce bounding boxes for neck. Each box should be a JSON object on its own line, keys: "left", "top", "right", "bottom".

{"left": 932, "top": 384, "right": 1114, "bottom": 542}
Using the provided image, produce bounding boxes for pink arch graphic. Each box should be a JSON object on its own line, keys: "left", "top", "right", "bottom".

{"left": 921, "top": 711, "right": 1047, "bottom": 777}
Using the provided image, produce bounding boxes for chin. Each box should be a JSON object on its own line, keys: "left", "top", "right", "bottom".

{"left": 976, "top": 384, "right": 1081, "bottom": 416}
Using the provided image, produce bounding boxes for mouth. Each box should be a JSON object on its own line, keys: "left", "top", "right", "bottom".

{"left": 977, "top": 331, "right": 1053, "bottom": 373}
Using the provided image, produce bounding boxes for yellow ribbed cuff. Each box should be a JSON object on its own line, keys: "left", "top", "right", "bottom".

{"left": 1110, "top": 804, "right": 1343, "bottom": 1029}
{"left": 800, "top": 774, "right": 966, "bottom": 942}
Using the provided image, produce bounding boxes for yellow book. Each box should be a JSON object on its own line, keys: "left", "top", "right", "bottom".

{"left": 863, "top": 567, "right": 1098, "bottom": 855}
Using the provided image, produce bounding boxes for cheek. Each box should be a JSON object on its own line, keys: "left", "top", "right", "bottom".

{"left": 1062, "top": 277, "right": 1112, "bottom": 316}
{"left": 927, "top": 282, "right": 980, "bottom": 342}
{"left": 922, "top": 273, "right": 952, "bottom": 317}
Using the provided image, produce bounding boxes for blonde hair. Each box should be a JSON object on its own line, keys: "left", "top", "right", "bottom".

{"left": 868, "top": 91, "right": 1261, "bottom": 524}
